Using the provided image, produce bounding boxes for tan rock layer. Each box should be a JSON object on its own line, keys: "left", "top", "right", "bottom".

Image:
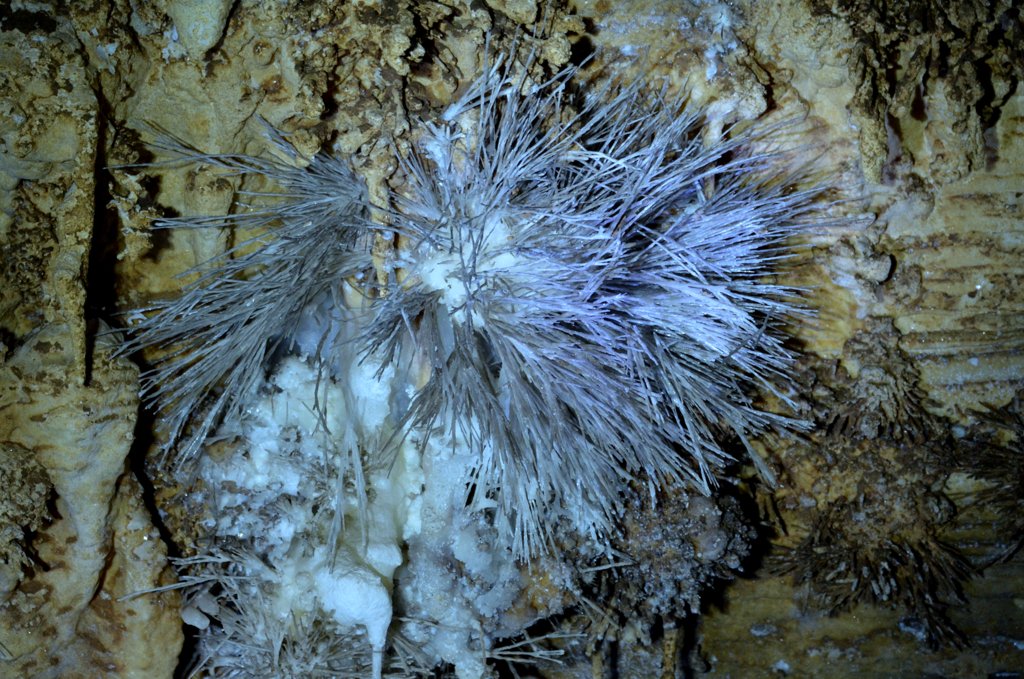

{"left": 0, "top": 19, "right": 181, "bottom": 679}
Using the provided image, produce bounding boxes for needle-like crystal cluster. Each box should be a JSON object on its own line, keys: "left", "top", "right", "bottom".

{"left": 367, "top": 58, "right": 814, "bottom": 554}
{"left": 120, "top": 129, "right": 371, "bottom": 467}
{"left": 125, "top": 56, "right": 815, "bottom": 557}
{"left": 121, "top": 51, "right": 821, "bottom": 677}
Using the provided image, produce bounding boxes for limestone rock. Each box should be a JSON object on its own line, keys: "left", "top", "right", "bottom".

{"left": 2, "top": 0, "right": 1022, "bottom": 676}
{"left": 0, "top": 20, "right": 181, "bottom": 679}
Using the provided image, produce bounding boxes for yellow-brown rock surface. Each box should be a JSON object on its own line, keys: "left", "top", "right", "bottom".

{"left": 0, "top": 19, "right": 180, "bottom": 679}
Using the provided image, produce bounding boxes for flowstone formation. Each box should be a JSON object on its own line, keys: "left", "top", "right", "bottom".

{"left": 0, "top": 21, "right": 180, "bottom": 678}
{"left": 1, "top": 1, "right": 1021, "bottom": 677}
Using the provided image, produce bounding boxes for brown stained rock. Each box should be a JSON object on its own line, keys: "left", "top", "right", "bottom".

{"left": 0, "top": 17, "right": 181, "bottom": 679}
{"left": 574, "top": 0, "right": 768, "bottom": 126}
{"left": 697, "top": 563, "right": 1024, "bottom": 677}
{"left": 484, "top": 0, "right": 538, "bottom": 26}
{"left": 74, "top": 472, "right": 182, "bottom": 678}
{"left": 0, "top": 329, "right": 181, "bottom": 676}
{"left": 0, "top": 28, "right": 95, "bottom": 366}
{"left": 101, "top": 0, "right": 417, "bottom": 302}
{"left": 775, "top": 0, "right": 1022, "bottom": 186}
{"left": 885, "top": 84, "right": 1024, "bottom": 418}
{"left": 0, "top": 442, "right": 53, "bottom": 601}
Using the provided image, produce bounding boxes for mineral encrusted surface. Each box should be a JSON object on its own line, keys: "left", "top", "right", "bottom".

{"left": 1, "top": 0, "right": 1021, "bottom": 676}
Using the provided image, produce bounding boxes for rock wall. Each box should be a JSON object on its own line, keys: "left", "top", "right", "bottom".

{"left": 0, "top": 0, "right": 1020, "bottom": 676}
{"left": 0, "top": 18, "right": 180, "bottom": 678}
